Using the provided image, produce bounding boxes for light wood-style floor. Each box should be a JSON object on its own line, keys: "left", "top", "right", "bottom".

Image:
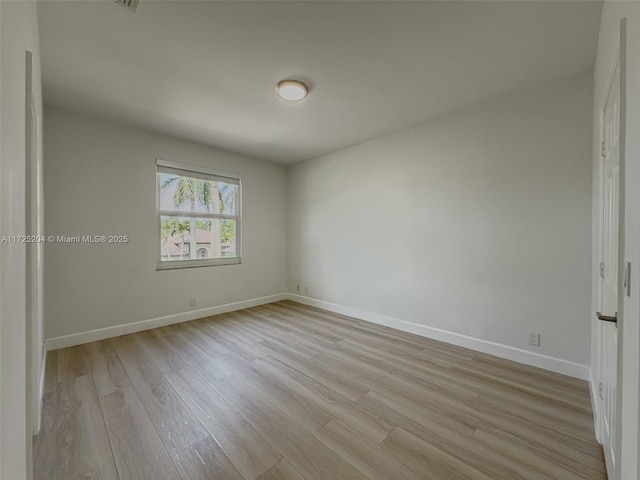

{"left": 34, "top": 300, "right": 606, "bottom": 480}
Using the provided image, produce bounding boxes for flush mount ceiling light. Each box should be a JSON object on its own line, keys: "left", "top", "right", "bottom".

{"left": 275, "top": 79, "right": 309, "bottom": 102}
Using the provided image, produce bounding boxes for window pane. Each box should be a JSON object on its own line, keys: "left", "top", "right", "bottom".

{"left": 160, "top": 215, "right": 237, "bottom": 262}
{"left": 160, "top": 216, "right": 191, "bottom": 261}
{"left": 159, "top": 173, "right": 238, "bottom": 215}
{"left": 218, "top": 181, "right": 238, "bottom": 215}
{"left": 219, "top": 219, "right": 237, "bottom": 257}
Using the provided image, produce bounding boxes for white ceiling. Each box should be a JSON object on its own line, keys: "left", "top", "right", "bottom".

{"left": 38, "top": 0, "right": 602, "bottom": 164}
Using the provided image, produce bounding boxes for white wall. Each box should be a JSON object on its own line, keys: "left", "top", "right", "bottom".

{"left": 0, "top": 1, "right": 43, "bottom": 479}
{"left": 288, "top": 75, "right": 593, "bottom": 367}
{"left": 591, "top": 3, "right": 640, "bottom": 479}
{"left": 43, "top": 108, "right": 287, "bottom": 341}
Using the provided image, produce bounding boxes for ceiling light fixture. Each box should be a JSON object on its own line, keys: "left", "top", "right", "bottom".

{"left": 275, "top": 79, "right": 308, "bottom": 102}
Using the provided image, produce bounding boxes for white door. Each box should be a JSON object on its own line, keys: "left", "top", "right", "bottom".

{"left": 599, "top": 58, "right": 620, "bottom": 477}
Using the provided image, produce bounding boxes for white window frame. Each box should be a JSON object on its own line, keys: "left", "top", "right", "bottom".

{"left": 156, "top": 159, "right": 242, "bottom": 270}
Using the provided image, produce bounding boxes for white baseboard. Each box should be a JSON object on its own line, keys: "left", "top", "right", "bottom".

{"left": 44, "top": 291, "right": 590, "bottom": 381}
{"left": 45, "top": 293, "right": 288, "bottom": 351}
{"left": 287, "top": 294, "right": 590, "bottom": 380}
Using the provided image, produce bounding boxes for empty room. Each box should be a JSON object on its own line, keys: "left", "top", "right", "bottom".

{"left": 2, "top": 1, "right": 640, "bottom": 479}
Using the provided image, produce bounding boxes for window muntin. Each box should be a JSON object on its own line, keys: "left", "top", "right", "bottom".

{"left": 157, "top": 160, "right": 240, "bottom": 269}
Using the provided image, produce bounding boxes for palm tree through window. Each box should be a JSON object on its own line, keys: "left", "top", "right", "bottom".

{"left": 157, "top": 159, "right": 241, "bottom": 269}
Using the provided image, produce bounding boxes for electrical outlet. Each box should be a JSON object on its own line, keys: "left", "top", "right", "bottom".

{"left": 296, "top": 284, "right": 300, "bottom": 292}
{"left": 528, "top": 331, "right": 541, "bottom": 347}
{"left": 190, "top": 297, "right": 197, "bottom": 307}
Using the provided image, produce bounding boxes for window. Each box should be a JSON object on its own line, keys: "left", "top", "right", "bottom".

{"left": 157, "top": 159, "right": 241, "bottom": 269}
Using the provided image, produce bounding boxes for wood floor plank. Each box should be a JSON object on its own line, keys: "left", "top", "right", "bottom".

{"left": 451, "top": 362, "right": 593, "bottom": 412}
{"left": 470, "top": 389, "right": 604, "bottom": 459}
{"left": 243, "top": 310, "right": 297, "bottom": 335}
{"left": 473, "top": 352, "right": 590, "bottom": 391}
{"left": 308, "top": 352, "right": 390, "bottom": 392}
{"left": 57, "top": 375, "right": 118, "bottom": 480}
{"left": 342, "top": 322, "right": 450, "bottom": 358}
{"left": 57, "top": 345, "right": 90, "bottom": 383}
{"left": 254, "top": 355, "right": 395, "bottom": 443}
{"left": 474, "top": 420, "right": 607, "bottom": 478}
{"left": 219, "top": 312, "right": 269, "bottom": 344}
{"left": 192, "top": 317, "right": 239, "bottom": 350}
{"left": 159, "top": 331, "right": 216, "bottom": 367}
{"left": 257, "top": 340, "right": 370, "bottom": 401}
{"left": 167, "top": 367, "right": 282, "bottom": 480}
{"left": 393, "top": 364, "right": 484, "bottom": 400}
{"left": 356, "top": 390, "right": 557, "bottom": 480}
{"left": 472, "top": 427, "right": 589, "bottom": 480}
{"left": 311, "top": 349, "right": 394, "bottom": 382}
{"left": 44, "top": 350, "right": 58, "bottom": 394}
{"left": 205, "top": 353, "right": 335, "bottom": 434}
{"left": 133, "top": 330, "right": 189, "bottom": 374}
{"left": 261, "top": 304, "right": 343, "bottom": 343}
{"left": 172, "top": 436, "right": 244, "bottom": 480}
{"left": 229, "top": 312, "right": 325, "bottom": 358}
{"left": 260, "top": 332, "right": 323, "bottom": 360}
{"left": 382, "top": 427, "right": 493, "bottom": 480}
{"left": 325, "top": 338, "right": 397, "bottom": 377}
{"left": 281, "top": 301, "right": 467, "bottom": 359}
{"left": 35, "top": 301, "right": 605, "bottom": 480}
{"left": 475, "top": 387, "right": 596, "bottom": 441}
{"left": 209, "top": 374, "right": 368, "bottom": 480}
{"left": 282, "top": 327, "right": 344, "bottom": 351}
{"left": 369, "top": 375, "right": 480, "bottom": 437}
{"left": 204, "top": 321, "right": 270, "bottom": 362}
{"left": 101, "top": 386, "right": 180, "bottom": 480}
{"left": 112, "top": 335, "right": 208, "bottom": 455}
{"left": 180, "top": 321, "right": 232, "bottom": 358}
{"left": 314, "top": 420, "right": 424, "bottom": 480}
{"left": 149, "top": 323, "right": 182, "bottom": 337}
{"left": 86, "top": 339, "right": 132, "bottom": 396}
{"left": 256, "top": 459, "right": 308, "bottom": 480}
{"left": 341, "top": 335, "right": 452, "bottom": 371}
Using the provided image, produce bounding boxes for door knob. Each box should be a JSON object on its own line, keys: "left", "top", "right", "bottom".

{"left": 596, "top": 311, "right": 618, "bottom": 323}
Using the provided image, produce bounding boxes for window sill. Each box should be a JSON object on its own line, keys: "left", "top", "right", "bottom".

{"left": 156, "top": 257, "right": 241, "bottom": 270}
